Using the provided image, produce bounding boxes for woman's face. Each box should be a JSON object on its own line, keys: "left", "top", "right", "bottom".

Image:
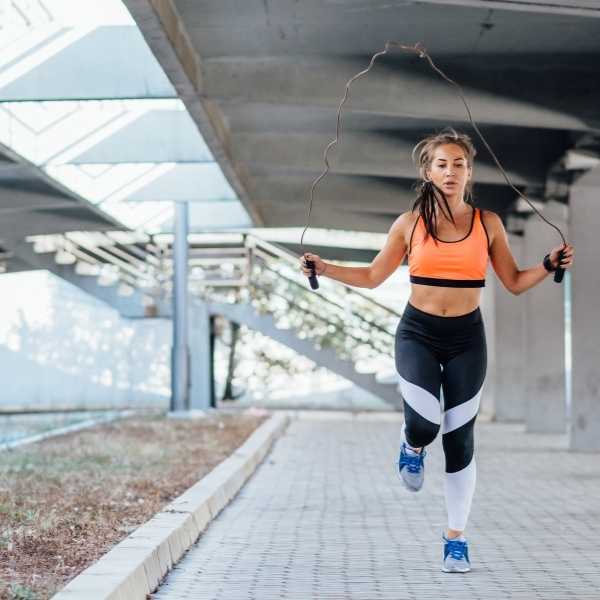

{"left": 425, "top": 143, "right": 472, "bottom": 200}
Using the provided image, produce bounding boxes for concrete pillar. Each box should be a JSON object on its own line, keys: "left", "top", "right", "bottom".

{"left": 569, "top": 168, "right": 600, "bottom": 451}
{"left": 494, "top": 233, "right": 527, "bottom": 422}
{"left": 523, "top": 201, "right": 567, "bottom": 433}
{"left": 189, "top": 300, "right": 214, "bottom": 411}
{"left": 479, "top": 274, "right": 496, "bottom": 419}
{"left": 170, "top": 202, "right": 190, "bottom": 412}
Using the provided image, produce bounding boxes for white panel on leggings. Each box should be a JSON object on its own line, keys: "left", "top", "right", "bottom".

{"left": 444, "top": 456, "right": 476, "bottom": 532}
{"left": 442, "top": 385, "right": 482, "bottom": 434}
{"left": 398, "top": 374, "right": 441, "bottom": 425}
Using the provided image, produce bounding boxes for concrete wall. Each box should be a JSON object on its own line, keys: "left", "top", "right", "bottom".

{"left": 0, "top": 271, "right": 171, "bottom": 411}
{"left": 522, "top": 201, "right": 567, "bottom": 433}
{"left": 479, "top": 274, "right": 496, "bottom": 419}
{"left": 494, "top": 233, "right": 527, "bottom": 422}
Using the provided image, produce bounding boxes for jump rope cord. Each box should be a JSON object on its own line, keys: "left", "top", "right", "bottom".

{"left": 299, "top": 41, "right": 568, "bottom": 252}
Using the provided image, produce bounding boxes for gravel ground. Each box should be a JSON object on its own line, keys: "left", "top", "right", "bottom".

{"left": 0, "top": 408, "right": 268, "bottom": 600}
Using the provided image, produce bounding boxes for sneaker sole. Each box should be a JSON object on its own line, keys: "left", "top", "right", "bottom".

{"left": 442, "top": 565, "right": 471, "bottom": 573}
{"left": 400, "top": 478, "right": 423, "bottom": 492}
{"left": 398, "top": 464, "right": 425, "bottom": 492}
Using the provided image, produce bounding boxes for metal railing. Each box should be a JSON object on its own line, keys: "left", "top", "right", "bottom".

{"left": 24, "top": 230, "right": 401, "bottom": 373}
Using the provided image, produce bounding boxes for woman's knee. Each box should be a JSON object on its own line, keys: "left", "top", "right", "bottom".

{"left": 442, "top": 426, "right": 475, "bottom": 471}
{"left": 405, "top": 418, "right": 440, "bottom": 447}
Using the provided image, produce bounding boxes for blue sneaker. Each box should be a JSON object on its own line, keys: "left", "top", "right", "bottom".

{"left": 397, "top": 442, "right": 426, "bottom": 492}
{"left": 442, "top": 534, "right": 471, "bottom": 573}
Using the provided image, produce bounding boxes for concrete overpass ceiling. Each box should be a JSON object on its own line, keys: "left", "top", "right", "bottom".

{"left": 173, "top": 0, "right": 600, "bottom": 57}
{"left": 231, "top": 125, "right": 567, "bottom": 186}
{"left": 124, "top": 0, "right": 600, "bottom": 234}
{"left": 0, "top": 27, "right": 175, "bottom": 101}
{"left": 66, "top": 109, "right": 214, "bottom": 164}
{"left": 0, "top": 144, "right": 118, "bottom": 246}
{"left": 47, "top": 163, "right": 237, "bottom": 204}
{"left": 251, "top": 171, "right": 518, "bottom": 221}
{"left": 0, "top": 0, "right": 253, "bottom": 247}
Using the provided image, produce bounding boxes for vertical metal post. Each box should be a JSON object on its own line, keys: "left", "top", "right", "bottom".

{"left": 209, "top": 315, "right": 216, "bottom": 408}
{"left": 170, "top": 201, "right": 190, "bottom": 412}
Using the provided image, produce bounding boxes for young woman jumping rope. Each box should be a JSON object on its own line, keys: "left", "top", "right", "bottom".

{"left": 299, "top": 129, "right": 574, "bottom": 573}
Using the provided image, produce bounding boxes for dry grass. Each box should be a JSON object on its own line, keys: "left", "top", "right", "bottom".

{"left": 0, "top": 410, "right": 268, "bottom": 599}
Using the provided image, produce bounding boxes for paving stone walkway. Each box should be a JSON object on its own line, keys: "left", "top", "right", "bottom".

{"left": 152, "top": 412, "right": 600, "bottom": 600}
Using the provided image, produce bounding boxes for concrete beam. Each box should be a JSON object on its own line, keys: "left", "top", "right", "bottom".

{"left": 279, "top": 243, "right": 377, "bottom": 264}
{"left": 0, "top": 27, "right": 176, "bottom": 102}
{"left": 249, "top": 172, "right": 517, "bottom": 231}
{"left": 251, "top": 173, "right": 416, "bottom": 217}
{"left": 0, "top": 142, "right": 119, "bottom": 244}
{"left": 259, "top": 206, "right": 395, "bottom": 234}
{"left": 412, "top": 0, "right": 600, "bottom": 18}
{"left": 201, "top": 56, "right": 591, "bottom": 131}
{"left": 234, "top": 132, "right": 537, "bottom": 186}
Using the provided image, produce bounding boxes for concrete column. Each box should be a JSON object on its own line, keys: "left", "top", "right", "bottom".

{"left": 170, "top": 201, "right": 190, "bottom": 412}
{"left": 189, "top": 300, "right": 214, "bottom": 411}
{"left": 494, "top": 233, "right": 527, "bottom": 422}
{"left": 523, "top": 201, "right": 567, "bottom": 433}
{"left": 479, "top": 275, "right": 496, "bottom": 420}
{"left": 569, "top": 168, "right": 600, "bottom": 451}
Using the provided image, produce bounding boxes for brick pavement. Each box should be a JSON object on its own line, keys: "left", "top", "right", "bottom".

{"left": 152, "top": 412, "right": 600, "bottom": 600}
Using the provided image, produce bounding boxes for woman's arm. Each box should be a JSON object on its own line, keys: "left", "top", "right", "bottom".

{"left": 484, "top": 210, "right": 574, "bottom": 296}
{"left": 300, "top": 212, "right": 411, "bottom": 289}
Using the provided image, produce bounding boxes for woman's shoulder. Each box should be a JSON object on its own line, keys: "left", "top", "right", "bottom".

{"left": 390, "top": 209, "right": 420, "bottom": 232}
{"left": 479, "top": 208, "right": 503, "bottom": 245}
{"left": 479, "top": 208, "right": 501, "bottom": 228}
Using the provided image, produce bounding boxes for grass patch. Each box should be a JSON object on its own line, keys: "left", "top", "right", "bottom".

{"left": 0, "top": 409, "right": 268, "bottom": 599}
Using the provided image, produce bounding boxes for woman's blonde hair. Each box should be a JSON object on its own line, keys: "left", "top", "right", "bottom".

{"left": 410, "top": 128, "right": 478, "bottom": 241}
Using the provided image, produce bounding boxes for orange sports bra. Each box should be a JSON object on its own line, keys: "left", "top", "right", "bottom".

{"left": 407, "top": 207, "right": 490, "bottom": 288}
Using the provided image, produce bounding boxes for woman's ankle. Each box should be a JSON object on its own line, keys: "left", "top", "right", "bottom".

{"left": 446, "top": 529, "right": 464, "bottom": 539}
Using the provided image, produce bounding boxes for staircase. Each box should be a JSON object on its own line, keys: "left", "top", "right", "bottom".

{"left": 10, "top": 231, "right": 403, "bottom": 409}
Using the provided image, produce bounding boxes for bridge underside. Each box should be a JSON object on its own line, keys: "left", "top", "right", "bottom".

{"left": 125, "top": 0, "right": 600, "bottom": 234}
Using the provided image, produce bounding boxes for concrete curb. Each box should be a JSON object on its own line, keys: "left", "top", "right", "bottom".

{"left": 0, "top": 410, "right": 135, "bottom": 452}
{"left": 52, "top": 412, "right": 290, "bottom": 599}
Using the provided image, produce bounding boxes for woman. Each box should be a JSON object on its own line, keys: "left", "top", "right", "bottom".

{"left": 299, "top": 129, "right": 574, "bottom": 573}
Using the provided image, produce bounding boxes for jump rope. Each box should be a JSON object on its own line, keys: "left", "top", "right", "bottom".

{"left": 300, "top": 41, "right": 569, "bottom": 290}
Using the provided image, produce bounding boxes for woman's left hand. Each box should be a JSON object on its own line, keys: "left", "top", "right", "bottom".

{"left": 549, "top": 243, "right": 574, "bottom": 270}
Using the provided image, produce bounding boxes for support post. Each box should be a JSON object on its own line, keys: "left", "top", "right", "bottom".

{"left": 189, "top": 301, "right": 215, "bottom": 411}
{"left": 170, "top": 201, "right": 190, "bottom": 413}
{"left": 569, "top": 168, "right": 600, "bottom": 451}
{"left": 494, "top": 233, "right": 527, "bottom": 422}
{"left": 523, "top": 201, "right": 567, "bottom": 433}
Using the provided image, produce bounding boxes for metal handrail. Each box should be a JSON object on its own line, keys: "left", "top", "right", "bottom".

{"left": 28, "top": 232, "right": 402, "bottom": 344}
{"left": 250, "top": 283, "right": 394, "bottom": 356}
{"left": 246, "top": 234, "right": 402, "bottom": 318}
{"left": 255, "top": 261, "right": 396, "bottom": 340}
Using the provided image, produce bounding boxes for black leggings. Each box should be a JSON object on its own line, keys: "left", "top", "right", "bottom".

{"left": 395, "top": 301, "right": 487, "bottom": 531}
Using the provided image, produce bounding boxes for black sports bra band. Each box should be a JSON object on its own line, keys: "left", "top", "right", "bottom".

{"left": 410, "top": 275, "right": 486, "bottom": 288}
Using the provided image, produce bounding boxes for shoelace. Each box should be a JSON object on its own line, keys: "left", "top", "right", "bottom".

{"left": 445, "top": 539, "right": 468, "bottom": 561}
{"left": 400, "top": 448, "right": 425, "bottom": 473}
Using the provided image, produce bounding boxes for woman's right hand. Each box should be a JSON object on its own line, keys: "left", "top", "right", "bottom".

{"left": 299, "top": 252, "right": 326, "bottom": 277}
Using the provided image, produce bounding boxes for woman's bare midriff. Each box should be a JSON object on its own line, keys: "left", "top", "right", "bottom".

{"left": 408, "top": 284, "right": 482, "bottom": 317}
